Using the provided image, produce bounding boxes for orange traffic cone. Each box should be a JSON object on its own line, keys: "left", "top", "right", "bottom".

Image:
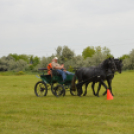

{"left": 107, "top": 89, "right": 113, "bottom": 100}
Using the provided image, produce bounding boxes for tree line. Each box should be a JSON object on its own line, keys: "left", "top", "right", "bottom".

{"left": 0, "top": 46, "right": 134, "bottom": 72}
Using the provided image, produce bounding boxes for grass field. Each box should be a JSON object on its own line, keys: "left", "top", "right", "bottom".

{"left": 0, "top": 71, "right": 134, "bottom": 134}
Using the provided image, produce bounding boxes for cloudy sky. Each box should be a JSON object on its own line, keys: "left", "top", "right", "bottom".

{"left": 0, "top": 0, "right": 134, "bottom": 58}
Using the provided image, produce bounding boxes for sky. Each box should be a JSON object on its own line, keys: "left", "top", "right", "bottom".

{"left": 0, "top": 0, "right": 134, "bottom": 58}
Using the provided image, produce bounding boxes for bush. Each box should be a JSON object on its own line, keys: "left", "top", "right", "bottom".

{"left": 16, "top": 71, "right": 25, "bottom": 75}
{"left": 123, "top": 49, "right": 134, "bottom": 70}
{"left": 68, "top": 66, "right": 74, "bottom": 72}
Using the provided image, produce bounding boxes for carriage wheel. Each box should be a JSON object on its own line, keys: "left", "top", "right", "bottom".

{"left": 34, "top": 81, "right": 48, "bottom": 97}
{"left": 51, "top": 83, "right": 65, "bottom": 97}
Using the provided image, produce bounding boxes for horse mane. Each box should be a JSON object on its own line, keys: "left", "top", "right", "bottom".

{"left": 83, "top": 58, "right": 110, "bottom": 70}
{"left": 95, "top": 58, "right": 109, "bottom": 70}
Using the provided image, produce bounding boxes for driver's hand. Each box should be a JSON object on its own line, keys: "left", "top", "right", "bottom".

{"left": 61, "top": 64, "right": 64, "bottom": 68}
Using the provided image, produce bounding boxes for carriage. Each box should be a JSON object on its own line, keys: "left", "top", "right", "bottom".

{"left": 34, "top": 69, "right": 77, "bottom": 97}
{"left": 34, "top": 58, "right": 121, "bottom": 97}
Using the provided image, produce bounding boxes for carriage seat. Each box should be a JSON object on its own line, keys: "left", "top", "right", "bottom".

{"left": 51, "top": 70, "right": 61, "bottom": 76}
{"left": 47, "top": 63, "right": 61, "bottom": 76}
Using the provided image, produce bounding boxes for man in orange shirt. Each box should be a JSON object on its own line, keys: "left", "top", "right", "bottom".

{"left": 51, "top": 57, "right": 74, "bottom": 81}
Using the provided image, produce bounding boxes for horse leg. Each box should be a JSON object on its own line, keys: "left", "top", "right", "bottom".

{"left": 83, "top": 82, "right": 88, "bottom": 96}
{"left": 77, "top": 85, "right": 83, "bottom": 96}
{"left": 96, "top": 82, "right": 102, "bottom": 97}
{"left": 79, "top": 85, "right": 83, "bottom": 96}
{"left": 100, "top": 80, "right": 108, "bottom": 96}
{"left": 76, "top": 80, "right": 83, "bottom": 96}
{"left": 91, "top": 81, "right": 96, "bottom": 96}
{"left": 107, "top": 79, "right": 114, "bottom": 96}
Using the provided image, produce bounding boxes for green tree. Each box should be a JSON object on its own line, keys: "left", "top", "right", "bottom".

{"left": 15, "top": 59, "right": 27, "bottom": 71}
{"left": 123, "top": 49, "right": 134, "bottom": 70}
{"left": 61, "top": 46, "right": 75, "bottom": 61}
{"left": 95, "top": 46, "right": 102, "bottom": 53}
{"left": 120, "top": 54, "right": 130, "bottom": 60}
{"left": 101, "top": 46, "right": 113, "bottom": 58}
{"left": 29, "top": 56, "right": 40, "bottom": 66}
{"left": 33, "top": 56, "right": 40, "bottom": 66}
{"left": 83, "top": 51, "right": 107, "bottom": 67}
{"left": 0, "top": 55, "right": 27, "bottom": 71}
{"left": 64, "top": 55, "right": 83, "bottom": 69}
{"left": 56, "top": 46, "right": 62, "bottom": 57}
{"left": 38, "top": 56, "right": 53, "bottom": 69}
{"left": 9, "top": 54, "right": 29, "bottom": 62}
{"left": 0, "top": 55, "right": 15, "bottom": 71}
{"left": 82, "top": 46, "right": 95, "bottom": 59}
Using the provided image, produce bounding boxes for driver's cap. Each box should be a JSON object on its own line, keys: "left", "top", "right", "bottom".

{"left": 54, "top": 57, "right": 58, "bottom": 60}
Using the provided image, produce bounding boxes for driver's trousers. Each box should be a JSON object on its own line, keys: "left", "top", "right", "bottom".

{"left": 56, "top": 70, "right": 74, "bottom": 81}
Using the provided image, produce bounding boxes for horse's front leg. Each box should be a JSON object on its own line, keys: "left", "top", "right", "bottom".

{"left": 96, "top": 82, "right": 102, "bottom": 97}
{"left": 76, "top": 82, "right": 83, "bottom": 96}
{"left": 100, "top": 80, "right": 108, "bottom": 96}
{"left": 107, "top": 78, "right": 114, "bottom": 96}
{"left": 91, "top": 81, "right": 96, "bottom": 96}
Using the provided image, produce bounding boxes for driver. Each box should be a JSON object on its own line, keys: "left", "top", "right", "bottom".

{"left": 51, "top": 57, "right": 74, "bottom": 82}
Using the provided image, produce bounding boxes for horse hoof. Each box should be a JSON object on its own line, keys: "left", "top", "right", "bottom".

{"left": 103, "top": 93, "right": 106, "bottom": 96}
{"left": 94, "top": 94, "right": 99, "bottom": 97}
{"left": 77, "top": 93, "right": 81, "bottom": 97}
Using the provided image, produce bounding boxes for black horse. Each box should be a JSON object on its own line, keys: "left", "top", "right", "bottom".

{"left": 94, "top": 59, "right": 123, "bottom": 97}
{"left": 71, "top": 58, "right": 116, "bottom": 96}
{"left": 83, "top": 59, "right": 123, "bottom": 96}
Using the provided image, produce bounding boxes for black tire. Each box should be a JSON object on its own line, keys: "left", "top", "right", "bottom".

{"left": 34, "top": 81, "right": 48, "bottom": 97}
{"left": 51, "top": 83, "right": 65, "bottom": 97}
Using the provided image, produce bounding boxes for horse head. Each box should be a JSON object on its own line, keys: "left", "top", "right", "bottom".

{"left": 107, "top": 57, "right": 117, "bottom": 73}
{"left": 114, "top": 59, "right": 123, "bottom": 73}
{"left": 100, "top": 58, "right": 116, "bottom": 73}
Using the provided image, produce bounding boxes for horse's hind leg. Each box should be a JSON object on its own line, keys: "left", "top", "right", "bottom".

{"left": 83, "top": 83, "right": 88, "bottom": 96}
{"left": 91, "top": 81, "right": 96, "bottom": 96}
{"left": 96, "top": 82, "right": 101, "bottom": 97}
{"left": 77, "top": 86, "right": 83, "bottom": 96}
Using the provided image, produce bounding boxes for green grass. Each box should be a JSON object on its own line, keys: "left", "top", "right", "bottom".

{"left": 0, "top": 71, "right": 134, "bottom": 134}
{"left": 0, "top": 71, "right": 38, "bottom": 76}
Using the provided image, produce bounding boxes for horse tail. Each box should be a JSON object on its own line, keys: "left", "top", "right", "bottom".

{"left": 70, "top": 72, "right": 77, "bottom": 91}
